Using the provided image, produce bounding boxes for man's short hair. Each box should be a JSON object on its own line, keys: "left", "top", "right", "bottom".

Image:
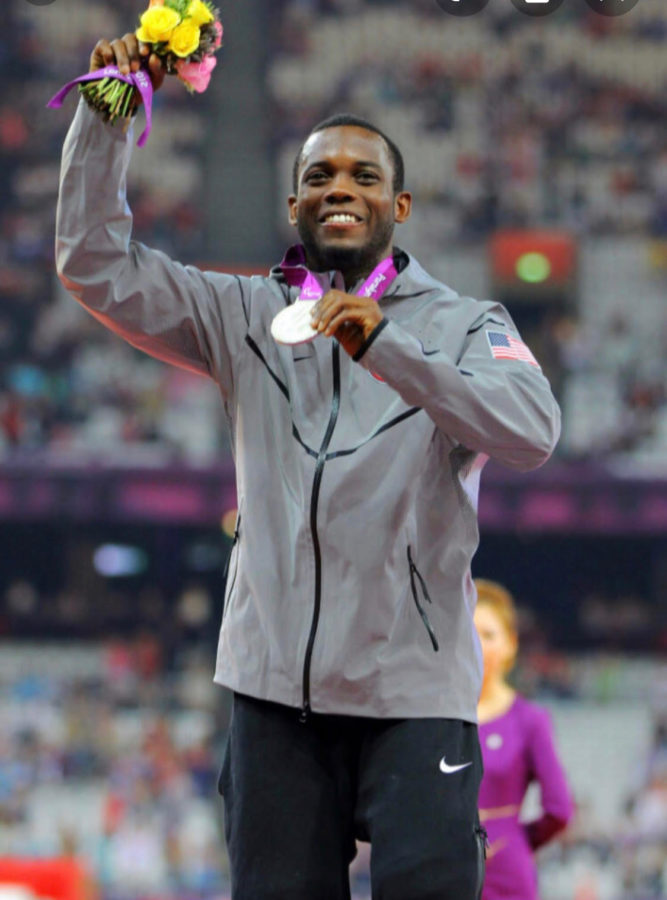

{"left": 292, "top": 113, "right": 405, "bottom": 195}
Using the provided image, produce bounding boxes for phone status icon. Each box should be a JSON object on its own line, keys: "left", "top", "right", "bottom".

{"left": 510, "top": 0, "right": 566, "bottom": 15}
{"left": 582, "top": 0, "right": 641, "bottom": 15}
{"left": 435, "top": 0, "right": 492, "bottom": 16}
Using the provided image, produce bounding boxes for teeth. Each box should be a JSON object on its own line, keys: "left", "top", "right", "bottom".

{"left": 325, "top": 214, "right": 359, "bottom": 224}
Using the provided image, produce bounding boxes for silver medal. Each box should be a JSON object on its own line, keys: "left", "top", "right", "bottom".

{"left": 271, "top": 300, "right": 318, "bottom": 346}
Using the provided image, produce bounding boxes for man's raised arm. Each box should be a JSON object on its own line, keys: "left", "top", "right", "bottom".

{"left": 56, "top": 35, "right": 244, "bottom": 397}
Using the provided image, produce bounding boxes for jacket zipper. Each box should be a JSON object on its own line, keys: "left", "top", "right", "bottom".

{"left": 407, "top": 545, "right": 439, "bottom": 652}
{"left": 300, "top": 343, "right": 341, "bottom": 721}
{"left": 221, "top": 513, "right": 241, "bottom": 620}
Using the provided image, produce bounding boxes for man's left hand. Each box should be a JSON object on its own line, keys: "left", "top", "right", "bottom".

{"left": 311, "top": 290, "right": 384, "bottom": 358}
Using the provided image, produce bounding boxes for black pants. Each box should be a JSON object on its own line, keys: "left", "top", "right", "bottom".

{"left": 218, "top": 693, "right": 486, "bottom": 900}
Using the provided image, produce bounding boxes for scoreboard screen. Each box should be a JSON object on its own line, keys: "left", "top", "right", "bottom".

{"left": 489, "top": 229, "right": 578, "bottom": 307}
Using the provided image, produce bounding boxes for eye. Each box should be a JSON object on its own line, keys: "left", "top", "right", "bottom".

{"left": 357, "top": 171, "right": 379, "bottom": 183}
{"left": 305, "top": 171, "right": 328, "bottom": 184}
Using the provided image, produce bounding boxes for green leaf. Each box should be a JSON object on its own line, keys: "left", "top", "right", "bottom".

{"left": 164, "top": 0, "right": 190, "bottom": 15}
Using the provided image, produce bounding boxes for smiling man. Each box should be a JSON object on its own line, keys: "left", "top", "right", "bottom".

{"left": 56, "top": 34, "right": 561, "bottom": 900}
{"left": 289, "top": 119, "right": 412, "bottom": 358}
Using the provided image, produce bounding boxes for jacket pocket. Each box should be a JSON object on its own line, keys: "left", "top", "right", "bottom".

{"left": 222, "top": 512, "right": 241, "bottom": 620}
{"left": 407, "top": 545, "right": 439, "bottom": 651}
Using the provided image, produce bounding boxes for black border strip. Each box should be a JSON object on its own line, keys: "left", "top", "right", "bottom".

{"left": 467, "top": 316, "right": 507, "bottom": 336}
{"left": 352, "top": 318, "right": 389, "bottom": 362}
{"left": 302, "top": 343, "right": 342, "bottom": 716}
{"left": 326, "top": 406, "right": 422, "bottom": 460}
{"left": 244, "top": 335, "right": 317, "bottom": 458}
{"left": 233, "top": 276, "right": 250, "bottom": 327}
{"left": 244, "top": 335, "right": 422, "bottom": 460}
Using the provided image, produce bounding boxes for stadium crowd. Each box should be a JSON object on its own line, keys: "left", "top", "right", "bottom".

{"left": 0, "top": 638, "right": 228, "bottom": 895}
{"left": 1, "top": 0, "right": 223, "bottom": 463}
{"left": 0, "top": 601, "right": 664, "bottom": 899}
{"left": 268, "top": 0, "right": 667, "bottom": 241}
{"left": 267, "top": 0, "right": 667, "bottom": 463}
{"left": 1, "top": 1, "right": 667, "bottom": 463}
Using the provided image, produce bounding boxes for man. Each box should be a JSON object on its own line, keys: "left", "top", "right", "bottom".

{"left": 56, "top": 34, "right": 560, "bottom": 900}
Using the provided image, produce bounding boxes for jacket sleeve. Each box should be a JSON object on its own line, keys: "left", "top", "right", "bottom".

{"left": 354, "top": 305, "right": 561, "bottom": 471}
{"left": 56, "top": 101, "right": 247, "bottom": 401}
{"left": 523, "top": 705, "right": 574, "bottom": 850}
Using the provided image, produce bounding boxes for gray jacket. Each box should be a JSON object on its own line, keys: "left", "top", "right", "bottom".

{"left": 57, "top": 103, "right": 560, "bottom": 721}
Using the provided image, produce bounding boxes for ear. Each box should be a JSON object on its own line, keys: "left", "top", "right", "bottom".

{"left": 287, "top": 194, "right": 298, "bottom": 227}
{"left": 394, "top": 191, "right": 412, "bottom": 224}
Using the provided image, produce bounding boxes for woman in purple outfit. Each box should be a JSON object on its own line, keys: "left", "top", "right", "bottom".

{"left": 474, "top": 579, "right": 574, "bottom": 900}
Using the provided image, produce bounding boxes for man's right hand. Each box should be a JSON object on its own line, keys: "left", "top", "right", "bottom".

{"left": 90, "top": 33, "right": 166, "bottom": 94}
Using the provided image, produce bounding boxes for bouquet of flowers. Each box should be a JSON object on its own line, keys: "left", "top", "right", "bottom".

{"left": 48, "top": 0, "right": 222, "bottom": 145}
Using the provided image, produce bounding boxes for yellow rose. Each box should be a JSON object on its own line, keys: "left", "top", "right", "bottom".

{"left": 136, "top": 6, "right": 181, "bottom": 43}
{"left": 186, "top": 0, "right": 214, "bottom": 27}
{"left": 168, "top": 19, "right": 201, "bottom": 57}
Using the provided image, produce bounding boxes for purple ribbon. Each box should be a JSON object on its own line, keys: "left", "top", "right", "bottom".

{"left": 280, "top": 244, "right": 399, "bottom": 303}
{"left": 47, "top": 65, "right": 154, "bottom": 148}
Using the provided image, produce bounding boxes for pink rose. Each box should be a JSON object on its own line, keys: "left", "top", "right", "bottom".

{"left": 176, "top": 55, "right": 217, "bottom": 93}
{"left": 213, "top": 21, "right": 223, "bottom": 48}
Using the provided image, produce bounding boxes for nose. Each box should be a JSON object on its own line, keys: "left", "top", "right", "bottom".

{"left": 323, "top": 174, "right": 357, "bottom": 203}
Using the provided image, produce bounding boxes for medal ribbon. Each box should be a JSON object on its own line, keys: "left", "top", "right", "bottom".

{"left": 47, "top": 66, "right": 154, "bottom": 148}
{"left": 279, "top": 245, "right": 399, "bottom": 304}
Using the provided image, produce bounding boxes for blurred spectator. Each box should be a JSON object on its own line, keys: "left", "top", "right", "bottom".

{"left": 0, "top": 0, "right": 225, "bottom": 464}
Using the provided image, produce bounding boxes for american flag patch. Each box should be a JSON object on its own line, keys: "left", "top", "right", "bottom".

{"left": 486, "top": 331, "right": 539, "bottom": 367}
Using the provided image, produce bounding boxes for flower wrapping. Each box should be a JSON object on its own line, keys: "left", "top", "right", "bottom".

{"left": 47, "top": 0, "right": 223, "bottom": 144}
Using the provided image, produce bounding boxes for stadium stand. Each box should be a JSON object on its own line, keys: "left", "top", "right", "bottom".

{"left": 1, "top": 1, "right": 225, "bottom": 463}
{"left": 1, "top": 0, "right": 667, "bottom": 462}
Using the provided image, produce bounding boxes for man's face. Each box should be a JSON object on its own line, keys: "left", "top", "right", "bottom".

{"left": 288, "top": 126, "right": 411, "bottom": 278}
